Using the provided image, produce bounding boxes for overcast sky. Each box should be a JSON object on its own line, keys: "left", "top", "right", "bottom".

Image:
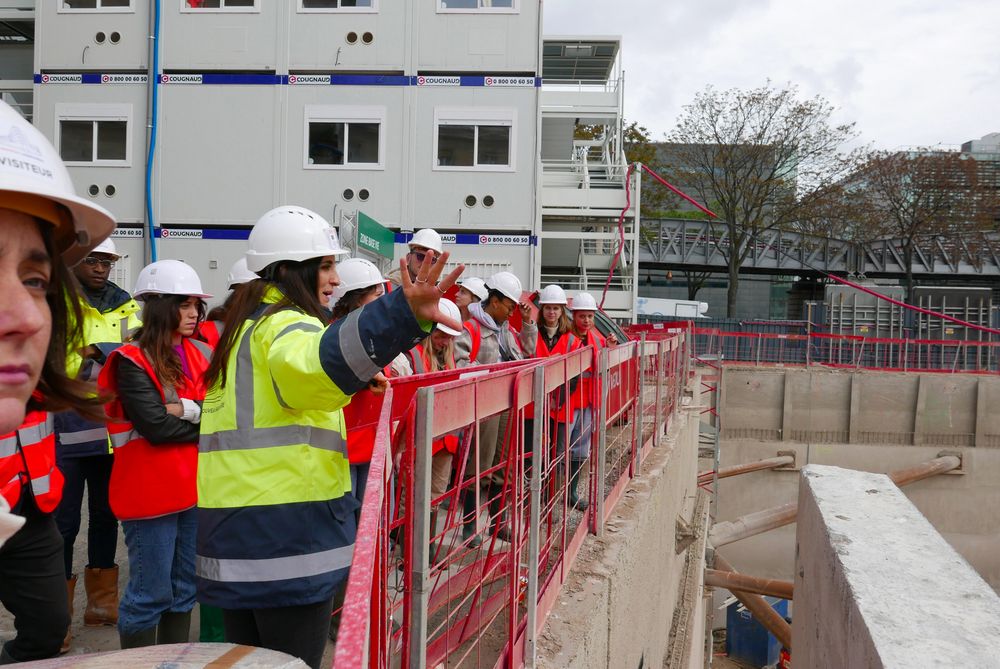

{"left": 543, "top": 0, "right": 1000, "bottom": 151}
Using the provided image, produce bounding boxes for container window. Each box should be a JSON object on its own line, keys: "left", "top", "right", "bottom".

{"left": 59, "top": 119, "right": 128, "bottom": 165}
{"left": 300, "top": 0, "right": 375, "bottom": 10}
{"left": 439, "top": 0, "right": 517, "bottom": 11}
{"left": 435, "top": 117, "right": 513, "bottom": 170}
{"left": 184, "top": 0, "right": 257, "bottom": 9}
{"left": 307, "top": 120, "right": 382, "bottom": 168}
{"left": 61, "top": 0, "right": 132, "bottom": 10}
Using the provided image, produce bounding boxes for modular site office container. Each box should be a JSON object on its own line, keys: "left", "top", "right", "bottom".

{"left": 35, "top": 2, "right": 149, "bottom": 71}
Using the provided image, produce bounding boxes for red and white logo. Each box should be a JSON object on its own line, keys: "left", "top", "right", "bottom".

{"left": 485, "top": 77, "right": 494, "bottom": 85}
{"left": 289, "top": 75, "right": 297, "bottom": 84}
{"left": 102, "top": 74, "right": 110, "bottom": 83}
{"left": 41, "top": 74, "right": 49, "bottom": 83}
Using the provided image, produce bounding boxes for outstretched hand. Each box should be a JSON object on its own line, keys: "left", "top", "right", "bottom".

{"left": 400, "top": 251, "right": 465, "bottom": 332}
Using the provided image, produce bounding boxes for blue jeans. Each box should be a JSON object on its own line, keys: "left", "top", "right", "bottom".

{"left": 557, "top": 408, "right": 594, "bottom": 461}
{"left": 119, "top": 508, "right": 197, "bottom": 635}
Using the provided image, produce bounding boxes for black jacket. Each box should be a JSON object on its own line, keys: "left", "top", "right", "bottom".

{"left": 116, "top": 359, "right": 200, "bottom": 445}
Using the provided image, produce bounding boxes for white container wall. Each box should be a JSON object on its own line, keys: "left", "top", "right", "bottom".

{"left": 159, "top": 1, "right": 280, "bottom": 71}
{"left": 36, "top": 3, "right": 149, "bottom": 71}
{"left": 286, "top": 1, "right": 407, "bottom": 72}
{"left": 416, "top": 1, "right": 540, "bottom": 73}
{"left": 33, "top": 82, "right": 149, "bottom": 223}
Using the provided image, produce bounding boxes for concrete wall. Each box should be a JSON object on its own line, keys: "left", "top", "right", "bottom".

{"left": 537, "top": 406, "right": 706, "bottom": 669}
{"left": 793, "top": 465, "right": 1000, "bottom": 667}
{"left": 713, "top": 366, "right": 1000, "bottom": 595}
{"left": 720, "top": 366, "right": 1000, "bottom": 447}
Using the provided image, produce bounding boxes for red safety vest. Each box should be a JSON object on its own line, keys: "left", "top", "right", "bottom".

{"left": 344, "top": 365, "right": 391, "bottom": 465}
{"left": 0, "top": 408, "right": 63, "bottom": 514}
{"left": 530, "top": 330, "right": 578, "bottom": 421}
{"left": 404, "top": 344, "right": 460, "bottom": 454}
{"left": 464, "top": 320, "right": 482, "bottom": 364}
{"left": 196, "top": 320, "right": 224, "bottom": 349}
{"left": 99, "top": 339, "right": 211, "bottom": 520}
{"left": 569, "top": 328, "right": 605, "bottom": 415}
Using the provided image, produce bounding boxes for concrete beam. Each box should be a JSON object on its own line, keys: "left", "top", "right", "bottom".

{"left": 793, "top": 465, "right": 1000, "bottom": 667}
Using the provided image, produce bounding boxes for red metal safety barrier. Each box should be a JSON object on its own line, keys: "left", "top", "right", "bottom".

{"left": 333, "top": 333, "right": 689, "bottom": 668}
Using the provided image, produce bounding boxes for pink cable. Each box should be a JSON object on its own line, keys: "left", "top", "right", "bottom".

{"left": 600, "top": 163, "right": 634, "bottom": 310}
{"left": 640, "top": 164, "right": 718, "bottom": 218}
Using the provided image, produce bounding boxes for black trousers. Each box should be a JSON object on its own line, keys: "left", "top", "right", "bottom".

{"left": 54, "top": 454, "right": 118, "bottom": 577}
{"left": 222, "top": 597, "right": 334, "bottom": 669}
{"left": 0, "top": 505, "right": 69, "bottom": 663}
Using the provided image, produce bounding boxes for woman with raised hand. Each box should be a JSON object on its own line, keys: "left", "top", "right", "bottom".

{"left": 99, "top": 260, "right": 213, "bottom": 649}
{"left": 195, "top": 206, "right": 462, "bottom": 669}
{"left": 0, "top": 99, "right": 116, "bottom": 662}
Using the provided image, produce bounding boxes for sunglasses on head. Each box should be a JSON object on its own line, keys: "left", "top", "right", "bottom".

{"left": 82, "top": 257, "right": 115, "bottom": 269}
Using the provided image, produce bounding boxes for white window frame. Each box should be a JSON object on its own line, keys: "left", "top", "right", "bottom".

{"left": 58, "top": 0, "right": 135, "bottom": 13}
{"left": 433, "top": 107, "right": 516, "bottom": 172}
{"left": 180, "top": 0, "right": 261, "bottom": 13}
{"left": 55, "top": 103, "right": 132, "bottom": 167}
{"left": 297, "top": 0, "right": 378, "bottom": 13}
{"left": 303, "top": 105, "right": 386, "bottom": 171}
{"left": 437, "top": 0, "right": 519, "bottom": 14}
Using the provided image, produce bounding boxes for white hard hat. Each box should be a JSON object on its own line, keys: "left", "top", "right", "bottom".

{"left": 227, "top": 256, "right": 257, "bottom": 288}
{"left": 332, "top": 257, "right": 384, "bottom": 305}
{"left": 538, "top": 284, "right": 567, "bottom": 305}
{"left": 0, "top": 100, "right": 116, "bottom": 265}
{"left": 133, "top": 259, "right": 212, "bottom": 300}
{"left": 436, "top": 299, "right": 463, "bottom": 337}
{"left": 90, "top": 237, "right": 120, "bottom": 259}
{"left": 459, "top": 277, "right": 488, "bottom": 301}
{"left": 245, "top": 205, "right": 349, "bottom": 273}
{"left": 486, "top": 271, "right": 522, "bottom": 303}
{"left": 570, "top": 292, "right": 598, "bottom": 312}
{"left": 409, "top": 228, "right": 443, "bottom": 254}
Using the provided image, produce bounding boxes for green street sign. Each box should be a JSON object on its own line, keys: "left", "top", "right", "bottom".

{"left": 356, "top": 211, "right": 395, "bottom": 260}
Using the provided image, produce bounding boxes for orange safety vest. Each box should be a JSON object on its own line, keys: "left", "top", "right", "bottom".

{"left": 99, "top": 339, "right": 211, "bottom": 521}
{"left": 569, "top": 329, "right": 605, "bottom": 415}
{"left": 405, "top": 344, "right": 459, "bottom": 454}
{"left": 529, "top": 330, "right": 578, "bottom": 422}
{"left": 344, "top": 365, "right": 391, "bottom": 465}
{"left": 0, "top": 408, "right": 62, "bottom": 514}
{"left": 196, "top": 320, "right": 224, "bottom": 349}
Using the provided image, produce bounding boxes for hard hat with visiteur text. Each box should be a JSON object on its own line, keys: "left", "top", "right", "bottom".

{"left": 133, "top": 259, "right": 212, "bottom": 300}
{"left": 538, "top": 284, "right": 568, "bottom": 305}
{"left": 332, "top": 257, "right": 385, "bottom": 305}
{"left": 245, "top": 205, "right": 349, "bottom": 273}
{"left": 569, "top": 292, "right": 598, "bottom": 312}
{"left": 486, "top": 271, "right": 522, "bottom": 303}
{"left": 0, "top": 100, "right": 116, "bottom": 265}
{"left": 409, "top": 228, "right": 443, "bottom": 254}
{"left": 226, "top": 257, "right": 257, "bottom": 288}
{"left": 436, "top": 299, "right": 464, "bottom": 337}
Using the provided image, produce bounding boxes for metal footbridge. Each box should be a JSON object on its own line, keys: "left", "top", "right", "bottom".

{"left": 639, "top": 218, "right": 1000, "bottom": 278}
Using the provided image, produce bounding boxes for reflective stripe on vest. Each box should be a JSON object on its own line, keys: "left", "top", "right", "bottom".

{"left": 197, "top": 544, "right": 353, "bottom": 583}
{"left": 0, "top": 412, "right": 61, "bottom": 512}
{"left": 409, "top": 344, "right": 428, "bottom": 374}
{"left": 203, "top": 320, "right": 347, "bottom": 459}
{"left": 58, "top": 427, "right": 108, "bottom": 446}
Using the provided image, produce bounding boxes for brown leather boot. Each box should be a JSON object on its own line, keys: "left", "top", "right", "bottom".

{"left": 60, "top": 575, "right": 76, "bottom": 654}
{"left": 83, "top": 565, "right": 119, "bottom": 627}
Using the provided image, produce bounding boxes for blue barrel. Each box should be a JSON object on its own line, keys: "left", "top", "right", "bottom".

{"left": 725, "top": 597, "right": 788, "bottom": 667}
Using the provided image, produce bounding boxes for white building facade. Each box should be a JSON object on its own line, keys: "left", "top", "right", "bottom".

{"left": 24, "top": 1, "right": 638, "bottom": 316}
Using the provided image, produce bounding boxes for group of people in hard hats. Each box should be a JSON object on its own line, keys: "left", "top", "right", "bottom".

{"left": 0, "top": 97, "right": 614, "bottom": 669}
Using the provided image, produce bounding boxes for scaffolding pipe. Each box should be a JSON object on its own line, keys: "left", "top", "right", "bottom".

{"left": 698, "top": 455, "right": 794, "bottom": 483}
{"left": 704, "top": 569, "right": 793, "bottom": 601}
{"left": 713, "top": 555, "right": 792, "bottom": 650}
{"left": 710, "top": 455, "right": 961, "bottom": 548}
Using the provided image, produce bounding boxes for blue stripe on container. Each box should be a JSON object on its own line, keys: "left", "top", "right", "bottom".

{"left": 330, "top": 74, "right": 410, "bottom": 86}
{"left": 82, "top": 73, "right": 103, "bottom": 84}
{"left": 36, "top": 73, "right": 540, "bottom": 87}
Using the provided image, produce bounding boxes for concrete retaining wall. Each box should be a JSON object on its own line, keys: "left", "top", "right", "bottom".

{"left": 537, "top": 406, "right": 705, "bottom": 669}
{"left": 713, "top": 366, "right": 1000, "bottom": 595}
{"left": 793, "top": 465, "right": 1000, "bottom": 667}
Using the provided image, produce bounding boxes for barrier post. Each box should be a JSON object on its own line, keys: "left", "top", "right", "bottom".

{"left": 636, "top": 333, "right": 648, "bottom": 462}
{"left": 524, "top": 365, "right": 546, "bottom": 668}
{"left": 654, "top": 340, "right": 664, "bottom": 448}
{"left": 407, "top": 387, "right": 434, "bottom": 669}
{"left": 594, "top": 348, "right": 609, "bottom": 536}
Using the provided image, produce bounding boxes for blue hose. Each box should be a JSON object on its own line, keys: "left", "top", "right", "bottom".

{"left": 144, "top": 0, "right": 161, "bottom": 261}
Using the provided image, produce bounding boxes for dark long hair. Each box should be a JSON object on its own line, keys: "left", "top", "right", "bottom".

{"left": 204, "top": 256, "right": 325, "bottom": 390}
{"left": 330, "top": 285, "right": 379, "bottom": 321}
{"left": 132, "top": 294, "right": 206, "bottom": 389}
{"left": 29, "top": 224, "right": 107, "bottom": 422}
